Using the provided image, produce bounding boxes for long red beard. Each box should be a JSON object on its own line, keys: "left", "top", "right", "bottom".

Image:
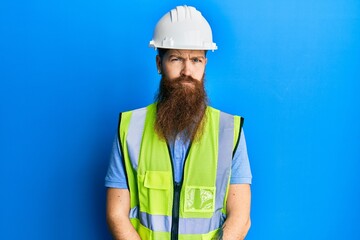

{"left": 154, "top": 75, "right": 208, "bottom": 142}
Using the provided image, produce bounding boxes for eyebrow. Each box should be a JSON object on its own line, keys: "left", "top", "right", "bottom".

{"left": 168, "top": 54, "right": 206, "bottom": 59}
{"left": 191, "top": 56, "right": 206, "bottom": 59}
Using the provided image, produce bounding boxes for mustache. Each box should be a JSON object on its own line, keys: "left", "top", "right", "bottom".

{"left": 178, "top": 76, "right": 197, "bottom": 82}
{"left": 171, "top": 75, "right": 199, "bottom": 84}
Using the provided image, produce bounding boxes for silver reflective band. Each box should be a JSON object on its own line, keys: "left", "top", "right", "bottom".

{"left": 130, "top": 206, "right": 226, "bottom": 234}
{"left": 129, "top": 206, "right": 139, "bottom": 219}
{"left": 178, "top": 211, "right": 226, "bottom": 234}
{"left": 126, "top": 106, "right": 147, "bottom": 171}
{"left": 215, "top": 111, "right": 234, "bottom": 211}
{"left": 130, "top": 206, "right": 172, "bottom": 232}
{"left": 140, "top": 211, "right": 172, "bottom": 232}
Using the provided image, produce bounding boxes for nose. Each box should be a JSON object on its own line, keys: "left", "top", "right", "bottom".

{"left": 180, "top": 60, "right": 192, "bottom": 77}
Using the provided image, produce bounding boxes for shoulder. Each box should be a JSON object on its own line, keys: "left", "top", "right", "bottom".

{"left": 207, "top": 105, "right": 244, "bottom": 120}
{"left": 119, "top": 103, "right": 156, "bottom": 117}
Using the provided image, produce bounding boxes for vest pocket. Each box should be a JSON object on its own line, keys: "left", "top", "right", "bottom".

{"left": 184, "top": 186, "right": 216, "bottom": 213}
{"left": 139, "top": 171, "right": 172, "bottom": 215}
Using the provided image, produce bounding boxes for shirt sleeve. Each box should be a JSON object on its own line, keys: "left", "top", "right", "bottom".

{"left": 104, "top": 135, "right": 129, "bottom": 189}
{"left": 230, "top": 128, "right": 252, "bottom": 184}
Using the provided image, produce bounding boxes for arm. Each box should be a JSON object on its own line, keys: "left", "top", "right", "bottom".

{"left": 106, "top": 188, "right": 141, "bottom": 240}
{"left": 222, "top": 184, "right": 251, "bottom": 240}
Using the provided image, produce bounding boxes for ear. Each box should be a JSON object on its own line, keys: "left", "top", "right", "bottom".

{"left": 156, "top": 55, "right": 161, "bottom": 73}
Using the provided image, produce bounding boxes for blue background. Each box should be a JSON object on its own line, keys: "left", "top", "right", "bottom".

{"left": 1, "top": 0, "right": 359, "bottom": 239}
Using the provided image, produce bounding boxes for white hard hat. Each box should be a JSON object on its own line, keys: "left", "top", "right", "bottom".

{"left": 149, "top": 5, "right": 217, "bottom": 51}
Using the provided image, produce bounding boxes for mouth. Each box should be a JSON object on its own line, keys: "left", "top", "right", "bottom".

{"left": 180, "top": 81, "right": 196, "bottom": 87}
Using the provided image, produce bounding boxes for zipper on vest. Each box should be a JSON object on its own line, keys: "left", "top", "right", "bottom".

{"left": 168, "top": 141, "right": 192, "bottom": 240}
{"left": 171, "top": 182, "right": 181, "bottom": 240}
{"left": 167, "top": 143, "right": 182, "bottom": 240}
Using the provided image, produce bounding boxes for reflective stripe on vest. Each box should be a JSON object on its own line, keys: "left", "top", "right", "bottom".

{"left": 129, "top": 205, "right": 226, "bottom": 234}
{"left": 119, "top": 103, "right": 242, "bottom": 238}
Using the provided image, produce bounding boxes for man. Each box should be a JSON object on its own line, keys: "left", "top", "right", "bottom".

{"left": 105, "top": 5, "right": 252, "bottom": 240}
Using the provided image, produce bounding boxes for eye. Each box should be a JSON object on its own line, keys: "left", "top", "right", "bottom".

{"left": 192, "top": 58, "right": 202, "bottom": 63}
{"left": 170, "top": 57, "right": 182, "bottom": 62}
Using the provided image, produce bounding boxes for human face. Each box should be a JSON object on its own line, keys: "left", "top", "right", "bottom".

{"left": 156, "top": 49, "right": 207, "bottom": 83}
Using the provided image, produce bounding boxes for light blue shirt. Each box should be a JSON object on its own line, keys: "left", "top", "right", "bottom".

{"left": 105, "top": 128, "right": 252, "bottom": 188}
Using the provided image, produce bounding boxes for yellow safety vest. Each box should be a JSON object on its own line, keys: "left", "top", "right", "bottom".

{"left": 118, "top": 103, "right": 243, "bottom": 240}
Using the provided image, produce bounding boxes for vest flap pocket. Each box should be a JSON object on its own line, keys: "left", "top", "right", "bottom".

{"left": 144, "top": 171, "right": 171, "bottom": 190}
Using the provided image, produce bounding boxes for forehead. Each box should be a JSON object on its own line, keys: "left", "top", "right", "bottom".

{"left": 165, "top": 49, "right": 206, "bottom": 57}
